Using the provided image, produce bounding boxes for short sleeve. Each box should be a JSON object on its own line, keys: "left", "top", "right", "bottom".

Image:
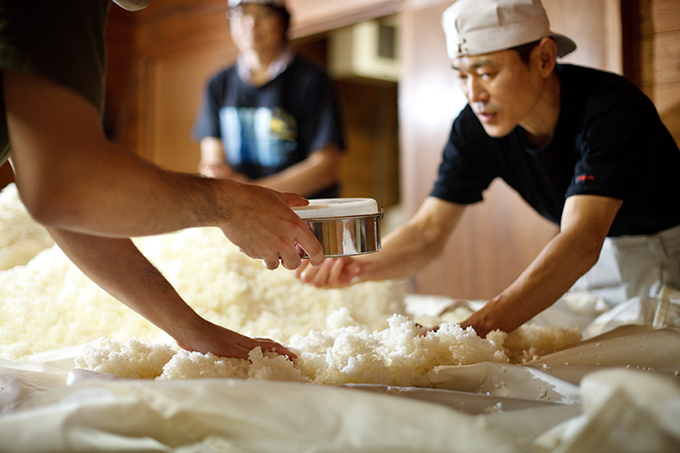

{"left": 565, "top": 90, "right": 659, "bottom": 206}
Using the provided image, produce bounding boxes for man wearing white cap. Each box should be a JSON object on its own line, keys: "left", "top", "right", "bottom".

{"left": 193, "top": 0, "right": 345, "bottom": 199}
{"left": 0, "top": 0, "right": 325, "bottom": 359}
{"left": 298, "top": 0, "right": 680, "bottom": 337}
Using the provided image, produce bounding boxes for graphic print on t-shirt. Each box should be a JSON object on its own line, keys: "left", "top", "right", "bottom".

{"left": 219, "top": 106, "right": 298, "bottom": 168}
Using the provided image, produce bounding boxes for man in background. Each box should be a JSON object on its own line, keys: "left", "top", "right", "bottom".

{"left": 193, "top": 0, "right": 345, "bottom": 199}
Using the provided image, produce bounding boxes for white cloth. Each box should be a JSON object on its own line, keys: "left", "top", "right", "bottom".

{"left": 1, "top": 326, "right": 679, "bottom": 452}
{"left": 2, "top": 295, "right": 680, "bottom": 452}
{"left": 611, "top": 224, "right": 680, "bottom": 301}
{"left": 572, "top": 224, "right": 680, "bottom": 307}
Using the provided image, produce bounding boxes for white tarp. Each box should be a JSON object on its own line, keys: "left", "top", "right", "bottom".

{"left": 1, "top": 325, "right": 679, "bottom": 452}
{"left": 2, "top": 284, "right": 680, "bottom": 452}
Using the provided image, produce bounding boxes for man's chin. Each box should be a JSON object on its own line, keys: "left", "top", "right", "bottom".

{"left": 481, "top": 123, "right": 513, "bottom": 138}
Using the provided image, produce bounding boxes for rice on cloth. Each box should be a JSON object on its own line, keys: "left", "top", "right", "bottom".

{"left": 0, "top": 183, "right": 580, "bottom": 387}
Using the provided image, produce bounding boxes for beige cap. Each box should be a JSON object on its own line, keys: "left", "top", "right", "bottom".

{"left": 113, "top": 0, "right": 151, "bottom": 11}
{"left": 228, "top": 0, "right": 288, "bottom": 9}
{"left": 442, "top": 0, "right": 576, "bottom": 59}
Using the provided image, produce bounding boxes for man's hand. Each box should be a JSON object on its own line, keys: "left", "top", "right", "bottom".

{"left": 218, "top": 182, "right": 325, "bottom": 271}
{"left": 176, "top": 319, "right": 297, "bottom": 360}
{"left": 295, "top": 256, "right": 361, "bottom": 287}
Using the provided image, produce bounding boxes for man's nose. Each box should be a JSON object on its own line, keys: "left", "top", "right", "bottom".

{"left": 467, "top": 78, "right": 487, "bottom": 103}
{"left": 241, "top": 14, "right": 256, "bottom": 29}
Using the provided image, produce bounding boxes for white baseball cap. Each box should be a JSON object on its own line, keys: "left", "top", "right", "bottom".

{"left": 228, "top": 0, "right": 288, "bottom": 10}
{"left": 442, "top": 0, "right": 576, "bottom": 59}
{"left": 113, "top": 0, "right": 151, "bottom": 11}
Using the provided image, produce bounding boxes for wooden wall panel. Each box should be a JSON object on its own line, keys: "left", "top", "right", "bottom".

{"left": 627, "top": 0, "right": 680, "bottom": 144}
{"left": 288, "top": 0, "right": 399, "bottom": 36}
{"left": 106, "top": 0, "right": 233, "bottom": 165}
{"left": 638, "top": 0, "right": 680, "bottom": 34}
{"left": 543, "top": 0, "right": 623, "bottom": 74}
{"left": 336, "top": 80, "right": 400, "bottom": 209}
{"left": 640, "top": 31, "right": 680, "bottom": 86}
{"left": 148, "top": 44, "right": 238, "bottom": 173}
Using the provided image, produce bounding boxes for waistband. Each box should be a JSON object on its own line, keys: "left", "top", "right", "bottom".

{"left": 610, "top": 224, "right": 680, "bottom": 259}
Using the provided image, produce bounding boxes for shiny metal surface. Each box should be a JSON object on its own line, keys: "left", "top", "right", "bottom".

{"left": 300, "top": 211, "right": 383, "bottom": 258}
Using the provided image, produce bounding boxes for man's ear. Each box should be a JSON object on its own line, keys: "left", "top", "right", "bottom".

{"left": 534, "top": 37, "right": 558, "bottom": 77}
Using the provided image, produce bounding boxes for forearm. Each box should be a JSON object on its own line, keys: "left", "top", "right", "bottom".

{"left": 6, "top": 72, "right": 239, "bottom": 237}
{"left": 360, "top": 222, "right": 449, "bottom": 281}
{"left": 360, "top": 198, "right": 463, "bottom": 282}
{"left": 45, "top": 227, "right": 298, "bottom": 358}
{"left": 31, "top": 143, "right": 238, "bottom": 237}
{"left": 462, "top": 228, "right": 602, "bottom": 336}
{"left": 461, "top": 195, "right": 622, "bottom": 337}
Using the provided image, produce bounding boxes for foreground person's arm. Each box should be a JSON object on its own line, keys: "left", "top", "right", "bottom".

{"left": 296, "top": 197, "right": 465, "bottom": 287}
{"left": 4, "top": 71, "right": 323, "bottom": 270}
{"left": 461, "top": 194, "right": 623, "bottom": 337}
{"left": 46, "top": 227, "right": 296, "bottom": 359}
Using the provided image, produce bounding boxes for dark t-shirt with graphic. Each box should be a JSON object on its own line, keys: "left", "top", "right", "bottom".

{"left": 193, "top": 55, "right": 345, "bottom": 198}
{"left": 430, "top": 64, "right": 680, "bottom": 237}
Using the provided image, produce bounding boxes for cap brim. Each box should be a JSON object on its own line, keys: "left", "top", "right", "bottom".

{"left": 113, "top": 0, "right": 151, "bottom": 11}
{"left": 551, "top": 33, "right": 577, "bottom": 58}
{"left": 228, "top": 0, "right": 288, "bottom": 9}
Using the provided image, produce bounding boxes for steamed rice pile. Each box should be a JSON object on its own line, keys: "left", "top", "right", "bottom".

{"left": 0, "top": 183, "right": 53, "bottom": 271}
{"left": 75, "top": 312, "right": 512, "bottom": 386}
{"left": 0, "top": 183, "right": 580, "bottom": 387}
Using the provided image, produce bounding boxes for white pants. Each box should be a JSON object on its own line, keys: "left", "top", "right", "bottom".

{"left": 611, "top": 223, "right": 680, "bottom": 301}
{"left": 571, "top": 224, "right": 680, "bottom": 305}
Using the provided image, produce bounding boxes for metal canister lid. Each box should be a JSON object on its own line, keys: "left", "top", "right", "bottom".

{"left": 292, "top": 198, "right": 379, "bottom": 220}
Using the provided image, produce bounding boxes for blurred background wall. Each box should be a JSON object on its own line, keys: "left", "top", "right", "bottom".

{"left": 2, "top": 0, "right": 678, "bottom": 300}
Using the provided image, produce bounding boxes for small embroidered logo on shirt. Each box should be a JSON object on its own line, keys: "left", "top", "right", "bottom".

{"left": 576, "top": 174, "right": 595, "bottom": 182}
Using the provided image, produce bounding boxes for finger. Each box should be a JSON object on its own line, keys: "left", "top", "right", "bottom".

{"left": 262, "top": 255, "right": 280, "bottom": 270}
{"left": 202, "top": 342, "right": 251, "bottom": 360}
{"left": 229, "top": 346, "right": 252, "bottom": 360}
{"left": 296, "top": 231, "right": 324, "bottom": 266}
{"left": 294, "top": 260, "right": 310, "bottom": 279}
{"left": 272, "top": 345, "right": 297, "bottom": 360}
{"left": 298, "top": 262, "right": 321, "bottom": 283}
{"left": 277, "top": 191, "right": 309, "bottom": 208}
{"left": 345, "top": 260, "right": 363, "bottom": 285}
{"left": 278, "top": 247, "right": 302, "bottom": 271}
{"left": 295, "top": 241, "right": 317, "bottom": 265}
{"left": 256, "top": 339, "right": 298, "bottom": 360}
{"left": 311, "top": 259, "right": 335, "bottom": 287}
{"left": 328, "top": 258, "right": 348, "bottom": 286}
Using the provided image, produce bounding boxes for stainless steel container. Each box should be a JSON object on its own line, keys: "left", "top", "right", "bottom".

{"left": 293, "top": 198, "right": 383, "bottom": 257}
